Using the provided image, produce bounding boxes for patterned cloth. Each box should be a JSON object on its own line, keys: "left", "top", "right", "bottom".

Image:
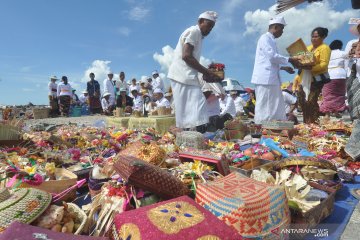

{"left": 89, "top": 96, "right": 102, "bottom": 114}
{"left": 59, "top": 95, "right": 71, "bottom": 116}
{"left": 109, "top": 196, "right": 240, "bottom": 240}
{"left": 347, "top": 71, "right": 360, "bottom": 120}
{"left": 298, "top": 83, "right": 323, "bottom": 124}
{"left": 195, "top": 172, "right": 290, "bottom": 239}
{"left": 49, "top": 95, "right": 59, "bottom": 116}
{"left": 320, "top": 79, "right": 347, "bottom": 113}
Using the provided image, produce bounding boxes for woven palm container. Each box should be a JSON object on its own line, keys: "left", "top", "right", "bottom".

{"left": 32, "top": 108, "right": 49, "bottom": 119}
{"left": 286, "top": 38, "right": 307, "bottom": 56}
{"left": 0, "top": 124, "right": 20, "bottom": 140}
{"left": 195, "top": 172, "right": 290, "bottom": 239}
{"left": 67, "top": 203, "right": 87, "bottom": 235}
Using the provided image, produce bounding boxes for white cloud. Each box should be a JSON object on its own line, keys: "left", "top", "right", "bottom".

{"left": 223, "top": 0, "right": 245, "bottom": 14}
{"left": 243, "top": 2, "right": 357, "bottom": 53}
{"left": 129, "top": 6, "right": 150, "bottom": 21}
{"left": 117, "top": 27, "right": 131, "bottom": 36}
{"left": 81, "top": 60, "right": 112, "bottom": 83}
{"left": 153, "top": 45, "right": 213, "bottom": 75}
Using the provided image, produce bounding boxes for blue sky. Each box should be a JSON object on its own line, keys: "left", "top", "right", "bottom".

{"left": 0, "top": 0, "right": 358, "bottom": 105}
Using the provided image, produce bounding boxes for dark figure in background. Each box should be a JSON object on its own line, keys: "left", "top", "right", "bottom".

{"left": 87, "top": 72, "right": 102, "bottom": 114}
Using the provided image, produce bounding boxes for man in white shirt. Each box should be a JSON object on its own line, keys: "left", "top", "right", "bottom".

{"left": 152, "top": 71, "right": 164, "bottom": 91}
{"left": 219, "top": 94, "right": 236, "bottom": 117}
{"left": 115, "top": 72, "right": 128, "bottom": 96}
{"left": 167, "top": 11, "right": 222, "bottom": 133}
{"left": 79, "top": 90, "right": 89, "bottom": 105}
{"left": 282, "top": 87, "right": 298, "bottom": 124}
{"left": 230, "top": 90, "right": 246, "bottom": 116}
{"left": 131, "top": 89, "right": 143, "bottom": 111}
{"left": 129, "top": 78, "right": 140, "bottom": 98}
{"left": 344, "top": 23, "right": 360, "bottom": 77}
{"left": 101, "top": 92, "right": 114, "bottom": 115}
{"left": 103, "top": 72, "right": 116, "bottom": 105}
{"left": 152, "top": 88, "right": 171, "bottom": 108}
{"left": 251, "top": 16, "right": 300, "bottom": 124}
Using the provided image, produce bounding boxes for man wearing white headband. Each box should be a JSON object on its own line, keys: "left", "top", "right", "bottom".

{"left": 151, "top": 70, "right": 164, "bottom": 92}
{"left": 168, "top": 11, "right": 222, "bottom": 132}
{"left": 251, "top": 16, "right": 300, "bottom": 124}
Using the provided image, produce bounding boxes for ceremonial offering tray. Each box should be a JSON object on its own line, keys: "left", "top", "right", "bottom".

{"left": 286, "top": 38, "right": 315, "bottom": 66}
{"left": 176, "top": 131, "right": 205, "bottom": 149}
{"left": 272, "top": 157, "right": 337, "bottom": 171}
{"left": 148, "top": 114, "right": 174, "bottom": 118}
{"left": 208, "top": 63, "right": 225, "bottom": 80}
{"left": 229, "top": 158, "right": 272, "bottom": 177}
{"left": 32, "top": 108, "right": 50, "bottom": 120}
{"left": 179, "top": 148, "right": 230, "bottom": 176}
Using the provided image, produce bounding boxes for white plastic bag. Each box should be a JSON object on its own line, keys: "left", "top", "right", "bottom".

{"left": 301, "top": 70, "right": 312, "bottom": 101}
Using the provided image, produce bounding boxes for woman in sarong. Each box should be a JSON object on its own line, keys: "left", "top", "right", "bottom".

{"left": 347, "top": 39, "right": 360, "bottom": 120}
{"left": 87, "top": 72, "right": 102, "bottom": 114}
{"left": 57, "top": 76, "right": 72, "bottom": 117}
{"left": 320, "top": 40, "right": 347, "bottom": 118}
{"left": 297, "top": 27, "right": 331, "bottom": 124}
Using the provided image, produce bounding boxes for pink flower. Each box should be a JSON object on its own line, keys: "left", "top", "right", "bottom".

{"left": 23, "top": 173, "right": 43, "bottom": 186}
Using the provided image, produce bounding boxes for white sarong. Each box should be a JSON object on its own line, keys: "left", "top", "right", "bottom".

{"left": 170, "top": 80, "right": 208, "bottom": 128}
{"left": 254, "top": 84, "right": 286, "bottom": 124}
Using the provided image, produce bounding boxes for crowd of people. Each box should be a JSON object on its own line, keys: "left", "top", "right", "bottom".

{"left": 47, "top": 70, "right": 171, "bottom": 117}
{"left": 46, "top": 11, "right": 360, "bottom": 133}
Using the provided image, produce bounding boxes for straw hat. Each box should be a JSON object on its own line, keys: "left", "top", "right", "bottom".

{"left": 0, "top": 188, "right": 51, "bottom": 231}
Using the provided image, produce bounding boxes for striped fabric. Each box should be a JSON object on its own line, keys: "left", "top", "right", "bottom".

{"left": 195, "top": 172, "right": 290, "bottom": 239}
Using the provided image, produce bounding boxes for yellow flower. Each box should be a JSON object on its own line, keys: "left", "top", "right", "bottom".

{"left": 24, "top": 166, "right": 37, "bottom": 175}
{"left": 208, "top": 140, "right": 215, "bottom": 147}
{"left": 45, "top": 162, "right": 56, "bottom": 174}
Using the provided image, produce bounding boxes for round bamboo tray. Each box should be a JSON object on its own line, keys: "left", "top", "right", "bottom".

{"left": 273, "top": 157, "right": 337, "bottom": 171}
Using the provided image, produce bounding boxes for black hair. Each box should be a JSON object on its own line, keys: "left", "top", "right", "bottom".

{"left": 329, "top": 40, "right": 343, "bottom": 50}
{"left": 61, "top": 76, "right": 67, "bottom": 81}
{"left": 312, "top": 27, "right": 328, "bottom": 38}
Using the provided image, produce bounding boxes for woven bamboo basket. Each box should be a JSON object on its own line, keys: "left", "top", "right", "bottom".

{"left": 33, "top": 108, "right": 50, "bottom": 119}
{"left": 67, "top": 203, "right": 87, "bottom": 235}
{"left": 157, "top": 106, "right": 167, "bottom": 115}
{"left": 0, "top": 124, "right": 21, "bottom": 140}
{"left": 19, "top": 168, "right": 78, "bottom": 201}
{"left": 286, "top": 38, "right": 307, "bottom": 56}
{"left": 273, "top": 157, "right": 337, "bottom": 171}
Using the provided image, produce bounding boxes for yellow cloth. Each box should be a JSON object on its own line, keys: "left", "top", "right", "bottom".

{"left": 128, "top": 116, "right": 176, "bottom": 134}
{"left": 106, "top": 117, "right": 131, "bottom": 128}
{"left": 298, "top": 43, "right": 331, "bottom": 84}
{"left": 292, "top": 74, "right": 301, "bottom": 92}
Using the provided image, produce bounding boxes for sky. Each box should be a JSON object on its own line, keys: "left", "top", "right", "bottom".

{"left": 0, "top": 0, "right": 358, "bottom": 105}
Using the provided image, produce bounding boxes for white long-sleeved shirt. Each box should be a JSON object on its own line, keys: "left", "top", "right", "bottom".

{"left": 156, "top": 97, "right": 171, "bottom": 108}
{"left": 152, "top": 76, "right": 164, "bottom": 91}
{"left": 101, "top": 98, "right": 111, "bottom": 111}
{"left": 219, "top": 95, "right": 236, "bottom": 117}
{"left": 206, "top": 94, "right": 220, "bottom": 118}
{"left": 48, "top": 82, "right": 58, "bottom": 97}
{"left": 57, "top": 82, "right": 72, "bottom": 97}
{"left": 328, "top": 49, "right": 347, "bottom": 80}
{"left": 233, "top": 96, "right": 246, "bottom": 114}
{"left": 103, "top": 79, "right": 116, "bottom": 104}
{"left": 115, "top": 80, "right": 128, "bottom": 92}
{"left": 133, "top": 95, "right": 143, "bottom": 111}
{"left": 251, "top": 32, "right": 289, "bottom": 86}
{"left": 79, "top": 94, "right": 88, "bottom": 104}
{"left": 282, "top": 91, "right": 297, "bottom": 114}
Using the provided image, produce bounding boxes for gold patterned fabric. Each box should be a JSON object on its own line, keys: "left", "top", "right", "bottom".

{"left": 118, "top": 223, "right": 141, "bottom": 240}
{"left": 197, "top": 235, "right": 221, "bottom": 240}
{"left": 147, "top": 201, "right": 205, "bottom": 234}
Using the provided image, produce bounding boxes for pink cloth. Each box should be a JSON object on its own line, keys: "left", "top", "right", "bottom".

{"left": 320, "top": 79, "right": 347, "bottom": 113}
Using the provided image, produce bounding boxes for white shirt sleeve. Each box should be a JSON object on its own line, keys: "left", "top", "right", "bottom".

{"left": 57, "top": 84, "right": 61, "bottom": 97}
{"left": 261, "top": 34, "right": 289, "bottom": 65}
{"left": 283, "top": 92, "right": 297, "bottom": 105}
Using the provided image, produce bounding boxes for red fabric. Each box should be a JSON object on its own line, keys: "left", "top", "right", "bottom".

{"left": 320, "top": 79, "right": 347, "bottom": 113}
{"left": 110, "top": 196, "right": 241, "bottom": 240}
